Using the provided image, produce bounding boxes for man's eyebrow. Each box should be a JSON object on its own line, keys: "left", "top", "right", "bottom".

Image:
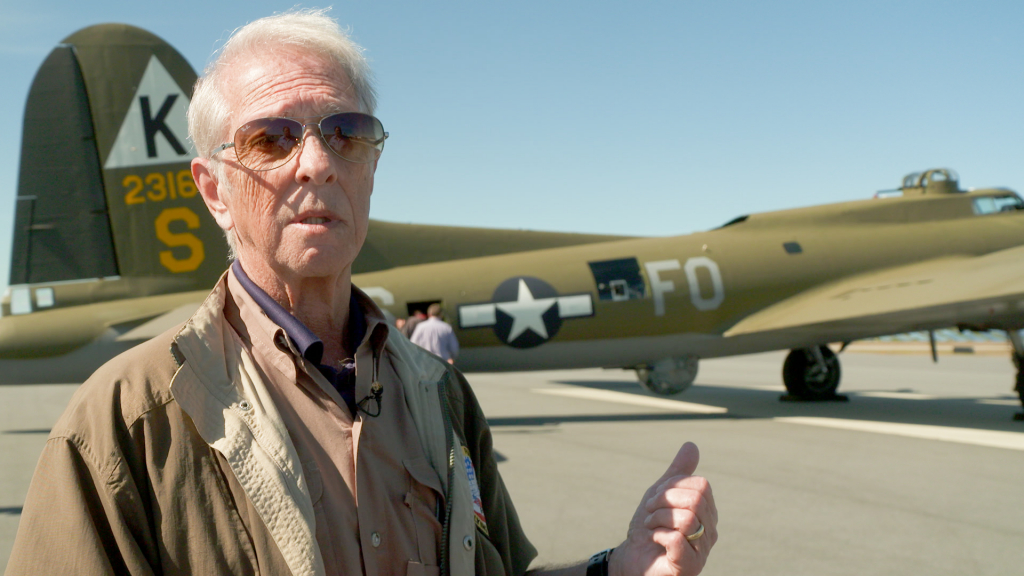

{"left": 270, "top": 108, "right": 353, "bottom": 121}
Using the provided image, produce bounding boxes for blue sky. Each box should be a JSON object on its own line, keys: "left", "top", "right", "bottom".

{"left": 1, "top": 1, "right": 1022, "bottom": 290}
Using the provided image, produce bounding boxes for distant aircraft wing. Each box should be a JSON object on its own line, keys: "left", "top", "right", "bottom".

{"left": 114, "top": 302, "right": 202, "bottom": 342}
{"left": 724, "top": 244, "right": 1024, "bottom": 340}
{"left": 0, "top": 291, "right": 207, "bottom": 358}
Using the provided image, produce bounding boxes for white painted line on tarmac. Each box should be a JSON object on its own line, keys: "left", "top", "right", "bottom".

{"left": 775, "top": 417, "right": 1024, "bottom": 451}
{"left": 533, "top": 388, "right": 728, "bottom": 414}
{"left": 976, "top": 399, "right": 1021, "bottom": 407}
{"left": 852, "top": 391, "right": 937, "bottom": 400}
{"left": 693, "top": 381, "right": 784, "bottom": 392}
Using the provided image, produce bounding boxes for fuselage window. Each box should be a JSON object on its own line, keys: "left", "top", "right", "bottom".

{"left": 972, "top": 195, "right": 1024, "bottom": 215}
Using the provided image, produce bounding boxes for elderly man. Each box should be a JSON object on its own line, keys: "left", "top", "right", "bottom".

{"left": 7, "top": 9, "right": 716, "bottom": 576}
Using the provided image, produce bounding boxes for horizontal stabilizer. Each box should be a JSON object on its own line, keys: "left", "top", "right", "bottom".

{"left": 0, "top": 290, "right": 207, "bottom": 358}
{"left": 115, "top": 303, "right": 202, "bottom": 342}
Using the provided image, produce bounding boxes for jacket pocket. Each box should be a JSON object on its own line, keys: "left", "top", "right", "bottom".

{"left": 403, "top": 457, "right": 444, "bottom": 569}
{"left": 301, "top": 460, "right": 336, "bottom": 569}
{"left": 407, "top": 560, "right": 441, "bottom": 576}
{"left": 473, "top": 527, "right": 506, "bottom": 576}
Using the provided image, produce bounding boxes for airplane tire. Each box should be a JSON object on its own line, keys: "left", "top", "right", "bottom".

{"left": 782, "top": 346, "right": 841, "bottom": 399}
{"left": 1015, "top": 370, "right": 1024, "bottom": 406}
{"left": 636, "top": 356, "right": 699, "bottom": 396}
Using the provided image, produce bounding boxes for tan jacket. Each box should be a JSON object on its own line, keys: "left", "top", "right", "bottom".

{"left": 6, "top": 275, "right": 535, "bottom": 576}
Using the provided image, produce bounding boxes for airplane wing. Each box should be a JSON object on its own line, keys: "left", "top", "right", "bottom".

{"left": 0, "top": 291, "right": 207, "bottom": 358}
{"left": 114, "top": 302, "right": 203, "bottom": 342}
{"left": 723, "top": 244, "right": 1024, "bottom": 340}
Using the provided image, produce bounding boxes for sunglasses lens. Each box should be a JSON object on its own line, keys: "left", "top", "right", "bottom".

{"left": 234, "top": 118, "right": 303, "bottom": 170}
{"left": 320, "top": 113, "right": 386, "bottom": 163}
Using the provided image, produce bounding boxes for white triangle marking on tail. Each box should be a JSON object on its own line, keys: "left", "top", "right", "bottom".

{"left": 104, "top": 55, "right": 195, "bottom": 169}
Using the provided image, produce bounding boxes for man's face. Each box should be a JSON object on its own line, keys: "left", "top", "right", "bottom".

{"left": 215, "top": 52, "right": 375, "bottom": 283}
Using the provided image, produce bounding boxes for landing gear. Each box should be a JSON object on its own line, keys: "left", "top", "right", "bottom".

{"left": 636, "top": 355, "right": 699, "bottom": 396}
{"left": 782, "top": 346, "right": 842, "bottom": 400}
{"left": 1015, "top": 370, "right": 1024, "bottom": 414}
{"left": 1006, "top": 330, "right": 1024, "bottom": 420}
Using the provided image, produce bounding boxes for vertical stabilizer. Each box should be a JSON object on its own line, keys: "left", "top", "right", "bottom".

{"left": 10, "top": 24, "right": 227, "bottom": 301}
{"left": 12, "top": 46, "right": 117, "bottom": 284}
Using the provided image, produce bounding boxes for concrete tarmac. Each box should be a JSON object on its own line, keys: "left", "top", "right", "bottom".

{"left": 2, "top": 351, "right": 1023, "bottom": 574}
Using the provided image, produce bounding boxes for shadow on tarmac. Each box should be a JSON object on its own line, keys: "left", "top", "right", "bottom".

{"left": 540, "top": 379, "right": 1024, "bottom": 433}
{"left": 488, "top": 413, "right": 733, "bottom": 427}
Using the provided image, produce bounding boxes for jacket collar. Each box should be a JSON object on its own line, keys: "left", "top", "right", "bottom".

{"left": 168, "top": 270, "right": 393, "bottom": 419}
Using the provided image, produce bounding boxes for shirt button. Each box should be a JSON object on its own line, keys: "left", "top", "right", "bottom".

{"left": 463, "top": 535, "right": 474, "bottom": 550}
{"left": 371, "top": 532, "right": 381, "bottom": 548}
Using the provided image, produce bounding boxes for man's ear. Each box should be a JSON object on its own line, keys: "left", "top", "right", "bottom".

{"left": 192, "top": 157, "right": 234, "bottom": 233}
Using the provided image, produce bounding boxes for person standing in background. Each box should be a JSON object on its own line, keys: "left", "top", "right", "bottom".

{"left": 400, "top": 309, "right": 426, "bottom": 338}
{"left": 411, "top": 303, "right": 459, "bottom": 364}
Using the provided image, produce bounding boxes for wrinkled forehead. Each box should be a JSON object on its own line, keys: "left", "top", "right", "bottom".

{"left": 220, "top": 49, "right": 358, "bottom": 133}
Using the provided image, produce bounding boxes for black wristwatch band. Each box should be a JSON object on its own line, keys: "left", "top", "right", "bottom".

{"left": 586, "top": 548, "right": 613, "bottom": 576}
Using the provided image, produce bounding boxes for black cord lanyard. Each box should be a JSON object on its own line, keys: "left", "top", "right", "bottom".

{"left": 356, "top": 353, "right": 383, "bottom": 417}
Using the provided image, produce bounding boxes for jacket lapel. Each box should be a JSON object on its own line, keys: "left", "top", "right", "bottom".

{"left": 170, "top": 276, "right": 325, "bottom": 576}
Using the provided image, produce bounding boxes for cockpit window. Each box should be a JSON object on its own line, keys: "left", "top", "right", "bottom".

{"left": 972, "top": 195, "right": 1024, "bottom": 215}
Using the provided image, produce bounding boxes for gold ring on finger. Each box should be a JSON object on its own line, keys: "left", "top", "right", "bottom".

{"left": 685, "top": 523, "right": 705, "bottom": 542}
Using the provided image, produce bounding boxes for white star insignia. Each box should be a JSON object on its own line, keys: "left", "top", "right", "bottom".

{"left": 495, "top": 279, "right": 557, "bottom": 341}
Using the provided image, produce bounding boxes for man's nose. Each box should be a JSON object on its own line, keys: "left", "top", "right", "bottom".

{"left": 294, "top": 125, "right": 338, "bottom": 185}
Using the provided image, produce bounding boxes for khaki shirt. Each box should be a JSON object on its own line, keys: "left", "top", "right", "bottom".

{"left": 226, "top": 270, "right": 443, "bottom": 575}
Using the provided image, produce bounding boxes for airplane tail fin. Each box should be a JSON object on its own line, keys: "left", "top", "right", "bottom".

{"left": 8, "top": 24, "right": 226, "bottom": 313}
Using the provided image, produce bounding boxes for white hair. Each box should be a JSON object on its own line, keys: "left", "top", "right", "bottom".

{"left": 187, "top": 7, "right": 378, "bottom": 259}
{"left": 217, "top": 175, "right": 240, "bottom": 260}
{"left": 189, "top": 7, "right": 377, "bottom": 158}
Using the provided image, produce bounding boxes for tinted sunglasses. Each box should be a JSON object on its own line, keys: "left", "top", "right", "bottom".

{"left": 214, "top": 112, "right": 388, "bottom": 171}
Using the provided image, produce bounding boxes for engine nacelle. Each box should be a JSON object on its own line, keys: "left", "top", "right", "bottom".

{"left": 635, "top": 355, "right": 699, "bottom": 395}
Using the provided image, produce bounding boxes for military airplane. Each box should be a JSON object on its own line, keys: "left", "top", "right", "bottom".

{"left": 356, "top": 167, "right": 1024, "bottom": 412}
{"left": 5, "top": 24, "right": 1024, "bottom": 418}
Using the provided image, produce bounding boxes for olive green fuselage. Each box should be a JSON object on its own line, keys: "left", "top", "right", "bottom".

{"left": 3, "top": 185, "right": 1021, "bottom": 381}
{"left": 353, "top": 189, "right": 1024, "bottom": 371}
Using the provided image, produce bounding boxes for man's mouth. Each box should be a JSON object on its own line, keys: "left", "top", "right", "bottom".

{"left": 301, "top": 217, "right": 331, "bottom": 225}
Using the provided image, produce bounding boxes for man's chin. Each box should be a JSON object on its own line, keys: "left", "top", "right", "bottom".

{"left": 285, "top": 247, "right": 358, "bottom": 279}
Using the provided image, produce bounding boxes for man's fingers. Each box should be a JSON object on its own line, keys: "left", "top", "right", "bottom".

{"left": 647, "top": 492, "right": 716, "bottom": 533}
{"left": 644, "top": 507, "right": 700, "bottom": 533}
{"left": 658, "top": 441, "right": 699, "bottom": 482}
{"left": 645, "top": 477, "right": 717, "bottom": 524}
{"left": 652, "top": 474, "right": 710, "bottom": 500}
{"left": 647, "top": 475, "right": 714, "bottom": 508}
{"left": 635, "top": 444, "right": 715, "bottom": 575}
{"left": 639, "top": 442, "right": 699, "bottom": 505}
{"left": 651, "top": 528, "right": 686, "bottom": 566}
